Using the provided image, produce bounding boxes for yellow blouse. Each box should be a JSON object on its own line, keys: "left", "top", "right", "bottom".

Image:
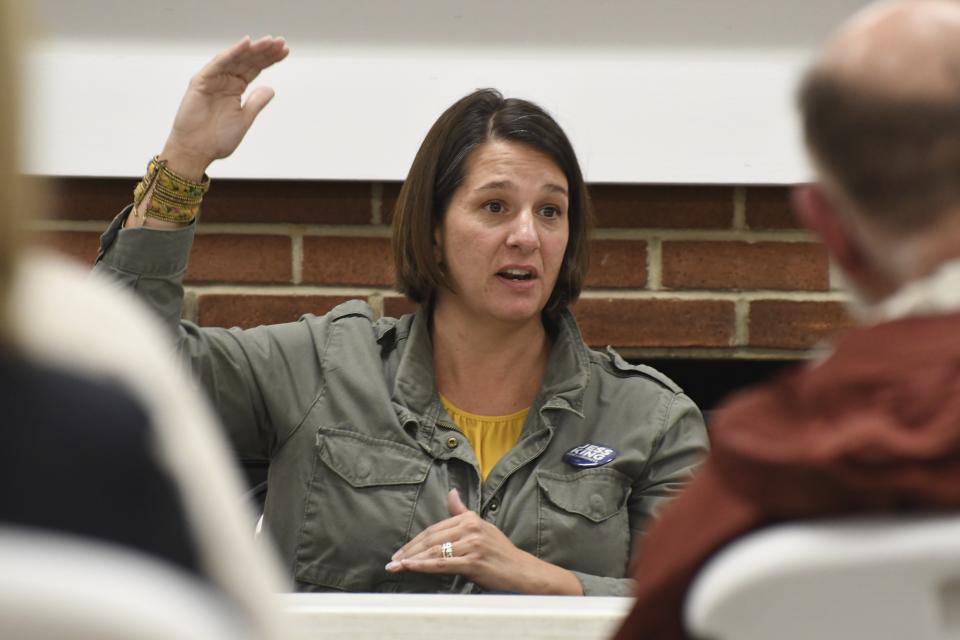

{"left": 439, "top": 394, "right": 528, "bottom": 481}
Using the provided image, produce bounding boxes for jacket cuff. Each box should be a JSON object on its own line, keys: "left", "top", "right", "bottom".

{"left": 97, "top": 205, "right": 196, "bottom": 277}
{"left": 570, "top": 571, "right": 635, "bottom": 597}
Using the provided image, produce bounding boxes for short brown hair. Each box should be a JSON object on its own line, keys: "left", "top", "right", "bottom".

{"left": 391, "top": 89, "right": 592, "bottom": 315}
{"left": 799, "top": 70, "right": 960, "bottom": 231}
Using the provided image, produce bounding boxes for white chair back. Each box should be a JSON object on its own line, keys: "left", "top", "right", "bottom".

{"left": 685, "top": 515, "right": 960, "bottom": 640}
{"left": 0, "top": 527, "right": 255, "bottom": 640}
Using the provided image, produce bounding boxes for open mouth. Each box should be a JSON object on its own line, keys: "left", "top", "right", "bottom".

{"left": 497, "top": 268, "right": 535, "bottom": 281}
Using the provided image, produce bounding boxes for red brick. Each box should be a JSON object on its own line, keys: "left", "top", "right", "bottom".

{"left": 381, "top": 182, "right": 404, "bottom": 225}
{"left": 384, "top": 184, "right": 733, "bottom": 230}
{"left": 386, "top": 295, "right": 736, "bottom": 348}
{"left": 572, "top": 298, "right": 735, "bottom": 348}
{"left": 749, "top": 300, "right": 853, "bottom": 349}
{"left": 590, "top": 185, "right": 733, "bottom": 229}
{"left": 745, "top": 186, "right": 802, "bottom": 229}
{"left": 302, "top": 236, "right": 395, "bottom": 286}
{"left": 201, "top": 180, "right": 373, "bottom": 225}
{"left": 662, "top": 241, "right": 829, "bottom": 291}
{"left": 40, "top": 177, "right": 377, "bottom": 225}
{"left": 31, "top": 231, "right": 102, "bottom": 265}
{"left": 197, "top": 294, "right": 355, "bottom": 329}
{"left": 186, "top": 234, "right": 292, "bottom": 283}
{"left": 585, "top": 239, "right": 647, "bottom": 288}
{"left": 383, "top": 295, "right": 418, "bottom": 318}
{"left": 43, "top": 177, "right": 132, "bottom": 221}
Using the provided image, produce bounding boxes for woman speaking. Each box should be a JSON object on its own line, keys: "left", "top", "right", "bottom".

{"left": 94, "top": 36, "right": 708, "bottom": 596}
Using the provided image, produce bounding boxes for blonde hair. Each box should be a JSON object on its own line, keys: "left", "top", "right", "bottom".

{"left": 0, "top": 0, "right": 27, "bottom": 345}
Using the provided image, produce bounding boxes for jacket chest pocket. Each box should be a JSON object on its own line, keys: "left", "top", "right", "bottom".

{"left": 536, "top": 468, "right": 632, "bottom": 578}
{"left": 295, "top": 426, "right": 432, "bottom": 591}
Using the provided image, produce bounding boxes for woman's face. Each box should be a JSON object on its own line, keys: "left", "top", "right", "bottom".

{"left": 434, "top": 140, "right": 570, "bottom": 327}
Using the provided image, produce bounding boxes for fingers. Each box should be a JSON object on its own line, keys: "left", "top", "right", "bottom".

{"left": 199, "top": 36, "right": 253, "bottom": 80}
{"left": 385, "top": 555, "right": 467, "bottom": 576}
{"left": 241, "top": 86, "right": 277, "bottom": 128}
{"left": 390, "top": 489, "right": 478, "bottom": 569}
{"left": 238, "top": 36, "right": 290, "bottom": 83}
{"left": 206, "top": 36, "right": 287, "bottom": 74}
{"left": 197, "top": 35, "right": 289, "bottom": 89}
{"left": 386, "top": 539, "right": 474, "bottom": 576}
{"left": 251, "top": 36, "right": 290, "bottom": 70}
{"left": 392, "top": 515, "right": 463, "bottom": 561}
{"left": 447, "top": 488, "right": 469, "bottom": 517}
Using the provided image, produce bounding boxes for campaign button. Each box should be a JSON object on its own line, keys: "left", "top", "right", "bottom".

{"left": 563, "top": 443, "right": 617, "bottom": 468}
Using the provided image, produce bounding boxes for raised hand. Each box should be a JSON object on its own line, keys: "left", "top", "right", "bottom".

{"left": 385, "top": 489, "right": 583, "bottom": 595}
{"left": 160, "top": 36, "right": 289, "bottom": 180}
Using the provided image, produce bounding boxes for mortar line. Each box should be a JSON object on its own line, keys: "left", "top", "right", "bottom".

{"left": 30, "top": 218, "right": 811, "bottom": 242}
{"left": 181, "top": 289, "right": 199, "bottom": 324}
{"left": 291, "top": 233, "right": 304, "bottom": 284}
{"left": 184, "top": 284, "right": 400, "bottom": 296}
{"left": 734, "top": 298, "right": 750, "bottom": 347}
{"left": 578, "top": 289, "right": 848, "bottom": 301}
{"left": 591, "top": 228, "right": 813, "bottom": 241}
{"left": 647, "top": 238, "right": 662, "bottom": 290}
{"left": 367, "top": 291, "right": 385, "bottom": 319}
{"left": 371, "top": 182, "right": 383, "bottom": 225}
{"left": 733, "top": 186, "right": 747, "bottom": 230}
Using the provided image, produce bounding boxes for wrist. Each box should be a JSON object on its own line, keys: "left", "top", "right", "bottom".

{"left": 123, "top": 211, "right": 184, "bottom": 230}
{"left": 517, "top": 552, "right": 583, "bottom": 595}
{"left": 129, "top": 155, "right": 210, "bottom": 228}
{"left": 158, "top": 141, "right": 212, "bottom": 182}
{"left": 541, "top": 565, "right": 583, "bottom": 596}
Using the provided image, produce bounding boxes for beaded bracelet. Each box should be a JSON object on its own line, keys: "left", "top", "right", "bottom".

{"left": 133, "top": 156, "right": 211, "bottom": 224}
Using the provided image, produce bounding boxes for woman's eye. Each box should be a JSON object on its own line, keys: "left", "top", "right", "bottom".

{"left": 541, "top": 205, "right": 562, "bottom": 218}
{"left": 484, "top": 201, "right": 504, "bottom": 214}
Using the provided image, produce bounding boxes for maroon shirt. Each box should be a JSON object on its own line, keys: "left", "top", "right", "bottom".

{"left": 615, "top": 312, "right": 960, "bottom": 640}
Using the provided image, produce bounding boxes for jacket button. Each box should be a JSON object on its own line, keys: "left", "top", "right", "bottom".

{"left": 590, "top": 494, "right": 606, "bottom": 518}
{"left": 446, "top": 436, "right": 459, "bottom": 450}
{"left": 489, "top": 499, "right": 499, "bottom": 512}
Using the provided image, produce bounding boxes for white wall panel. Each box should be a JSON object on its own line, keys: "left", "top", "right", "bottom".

{"left": 22, "top": 0, "right": 872, "bottom": 183}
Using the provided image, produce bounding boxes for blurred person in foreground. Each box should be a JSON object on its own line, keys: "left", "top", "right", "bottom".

{"left": 92, "top": 37, "right": 708, "bottom": 594}
{"left": 0, "top": 1, "right": 286, "bottom": 636}
{"left": 614, "top": 0, "right": 960, "bottom": 637}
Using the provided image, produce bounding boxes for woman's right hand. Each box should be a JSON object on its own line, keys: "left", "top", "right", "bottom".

{"left": 159, "top": 36, "right": 289, "bottom": 180}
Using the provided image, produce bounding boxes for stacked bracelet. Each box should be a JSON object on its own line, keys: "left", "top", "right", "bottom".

{"left": 133, "top": 156, "right": 211, "bottom": 224}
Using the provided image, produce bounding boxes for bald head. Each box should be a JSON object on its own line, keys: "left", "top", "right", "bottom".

{"left": 819, "top": 0, "right": 960, "bottom": 100}
{"left": 799, "top": 0, "right": 960, "bottom": 233}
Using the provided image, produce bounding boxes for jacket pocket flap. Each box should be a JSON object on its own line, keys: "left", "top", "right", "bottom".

{"left": 537, "top": 469, "right": 630, "bottom": 523}
{"left": 317, "top": 427, "right": 430, "bottom": 488}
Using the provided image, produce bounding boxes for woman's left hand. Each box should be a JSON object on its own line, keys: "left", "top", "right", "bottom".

{"left": 385, "top": 489, "right": 583, "bottom": 595}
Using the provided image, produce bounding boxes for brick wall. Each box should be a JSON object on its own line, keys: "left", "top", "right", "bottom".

{"left": 34, "top": 177, "right": 852, "bottom": 360}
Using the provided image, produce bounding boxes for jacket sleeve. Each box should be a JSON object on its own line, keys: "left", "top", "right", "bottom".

{"left": 633, "top": 392, "right": 710, "bottom": 529}
{"left": 571, "top": 393, "right": 709, "bottom": 597}
{"left": 93, "top": 206, "right": 328, "bottom": 460}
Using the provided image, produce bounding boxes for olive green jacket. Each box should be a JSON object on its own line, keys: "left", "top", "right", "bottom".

{"left": 94, "top": 207, "right": 709, "bottom": 596}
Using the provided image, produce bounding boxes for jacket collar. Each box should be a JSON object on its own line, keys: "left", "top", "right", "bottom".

{"left": 390, "top": 309, "right": 438, "bottom": 422}
{"left": 390, "top": 308, "right": 590, "bottom": 422}
{"left": 537, "top": 310, "right": 590, "bottom": 418}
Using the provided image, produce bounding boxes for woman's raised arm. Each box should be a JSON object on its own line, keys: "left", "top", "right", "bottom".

{"left": 129, "top": 36, "right": 289, "bottom": 229}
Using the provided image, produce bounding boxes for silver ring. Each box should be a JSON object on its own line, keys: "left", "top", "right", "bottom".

{"left": 440, "top": 541, "right": 454, "bottom": 559}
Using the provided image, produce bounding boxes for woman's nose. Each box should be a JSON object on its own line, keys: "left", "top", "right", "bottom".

{"left": 506, "top": 210, "right": 541, "bottom": 252}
